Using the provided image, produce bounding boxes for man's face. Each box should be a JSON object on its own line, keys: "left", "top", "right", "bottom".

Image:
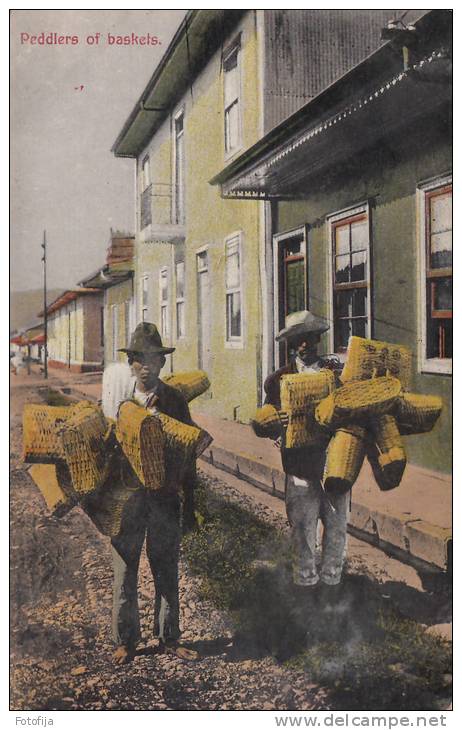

{"left": 290, "top": 332, "right": 321, "bottom": 363}
{"left": 128, "top": 351, "right": 164, "bottom": 389}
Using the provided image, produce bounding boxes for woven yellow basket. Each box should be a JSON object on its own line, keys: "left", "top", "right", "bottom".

{"left": 28, "top": 463, "right": 77, "bottom": 517}
{"left": 323, "top": 424, "right": 366, "bottom": 496}
{"left": 281, "top": 370, "right": 335, "bottom": 449}
{"left": 116, "top": 401, "right": 166, "bottom": 491}
{"left": 369, "top": 414, "right": 407, "bottom": 490}
{"left": 251, "top": 404, "right": 282, "bottom": 440}
{"left": 395, "top": 393, "right": 443, "bottom": 435}
{"left": 23, "top": 404, "right": 71, "bottom": 463}
{"left": 341, "top": 336, "right": 412, "bottom": 389}
{"left": 162, "top": 370, "right": 210, "bottom": 402}
{"left": 83, "top": 464, "right": 141, "bottom": 538}
{"left": 156, "top": 412, "right": 210, "bottom": 488}
{"left": 59, "top": 403, "right": 112, "bottom": 498}
{"left": 316, "top": 376, "right": 402, "bottom": 428}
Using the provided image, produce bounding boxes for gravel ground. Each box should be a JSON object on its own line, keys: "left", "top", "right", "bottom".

{"left": 11, "top": 382, "right": 331, "bottom": 711}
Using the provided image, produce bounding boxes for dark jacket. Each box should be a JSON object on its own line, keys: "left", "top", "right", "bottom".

{"left": 263, "top": 359, "right": 333, "bottom": 481}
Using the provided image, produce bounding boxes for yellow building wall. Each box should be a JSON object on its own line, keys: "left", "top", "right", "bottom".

{"left": 135, "top": 12, "right": 263, "bottom": 421}
{"left": 105, "top": 279, "right": 134, "bottom": 363}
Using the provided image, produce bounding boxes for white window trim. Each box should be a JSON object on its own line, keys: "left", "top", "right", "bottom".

{"left": 111, "top": 304, "right": 118, "bottom": 362}
{"left": 417, "top": 173, "right": 452, "bottom": 375}
{"left": 223, "top": 41, "right": 243, "bottom": 162}
{"left": 172, "top": 106, "right": 185, "bottom": 225}
{"left": 224, "top": 230, "right": 245, "bottom": 349}
{"left": 140, "top": 273, "right": 149, "bottom": 322}
{"left": 272, "top": 226, "right": 307, "bottom": 370}
{"left": 326, "top": 202, "right": 371, "bottom": 358}
{"left": 175, "top": 260, "right": 186, "bottom": 340}
{"left": 159, "top": 267, "right": 170, "bottom": 338}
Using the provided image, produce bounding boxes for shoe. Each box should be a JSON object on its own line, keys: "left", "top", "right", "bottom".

{"left": 161, "top": 641, "right": 200, "bottom": 661}
{"left": 112, "top": 645, "right": 135, "bottom": 664}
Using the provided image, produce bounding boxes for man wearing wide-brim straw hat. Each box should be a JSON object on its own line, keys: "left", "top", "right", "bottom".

{"left": 264, "top": 310, "right": 347, "bottom": 607}
{"left": 102, "top": 322, "right": 198, "bottom": 663}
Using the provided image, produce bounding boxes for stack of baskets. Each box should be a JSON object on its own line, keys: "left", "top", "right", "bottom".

{"left": 280, "top": 370, "right": 335, "bottom": 449}
{"left": 24, "top": 370, "right": 213, "bottom": 535}
{"left": 251, "top": 335, "right": 443, "bottom": 497}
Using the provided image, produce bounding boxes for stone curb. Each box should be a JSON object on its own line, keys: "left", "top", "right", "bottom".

{"left": 64, "top": 385, "right": 451, "bottom": 573}
{"left": 200, "top": 444, "right": 452, "bottom": 574}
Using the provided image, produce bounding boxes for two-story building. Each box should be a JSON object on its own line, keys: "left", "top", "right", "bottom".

{"left": 211, "top": 9, "right": 452, "bottom": 473}
{"left": 112, "top": 9, "right": 408, "bottom": 419}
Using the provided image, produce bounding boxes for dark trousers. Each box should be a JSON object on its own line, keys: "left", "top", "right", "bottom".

{"left": 111, "top": 490, "right": 181, "bottom": 648}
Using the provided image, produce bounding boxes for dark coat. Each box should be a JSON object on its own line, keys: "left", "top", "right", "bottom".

{"left": 263, "top": 359, "right": 329, "bottom": 481}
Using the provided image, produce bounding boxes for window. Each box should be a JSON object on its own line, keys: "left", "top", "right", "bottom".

{"left": 223, "top": 44, "right": 241, "bottom": 155}
{"left": 112, "top": 305, "right": 118, "bottom": 362}
{"left": 140, "top": 155, "right": 152, "bottom": 229}
{"left": 175, "top": 261, "right": 185, "bottom": 338}
{"left": 159, "top": 268, "right": 169, "bottom": 337}
{"left": 225, "top": 234, "right": 242, "bottom": 342}
{"left": 331, "top": 209, "right": 370, "bottom": 352}
{"left": 421, "top": 180, "right": 452, "bottom": 368}
{"left": 173, "top": 112, "right": 185, "bottom": 224}
{"left": 124, "top": 300, "right": 131, "bottom": 348}
{"left": 141, "top": 275, "right": 149, "bottom": 322}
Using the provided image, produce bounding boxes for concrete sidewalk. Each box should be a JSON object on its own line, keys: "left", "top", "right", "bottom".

{"left": 23, "top": 365, "right": 451, "bottom": 574}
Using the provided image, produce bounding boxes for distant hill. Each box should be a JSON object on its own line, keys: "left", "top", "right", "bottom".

{"left": 10, "top": 288, "right": 63, "bottom": 333}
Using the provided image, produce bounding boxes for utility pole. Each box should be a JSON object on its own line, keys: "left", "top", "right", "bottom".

{"left": 41, "top": 230, "right": 48, "bottom": 379}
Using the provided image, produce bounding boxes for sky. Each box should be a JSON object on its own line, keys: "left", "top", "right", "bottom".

{"left": 10, "top": 9, "right": 187, "bottom": 292}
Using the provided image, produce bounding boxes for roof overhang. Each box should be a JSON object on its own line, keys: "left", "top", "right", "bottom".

{"left": 38, "top": 288, "right": 101, "bottom": 317}
{"left": 112, "top": 10, "right": 246, "bottom": 158}
{"left": 210, "top": 11, "right": 451, "bottom": 200}
{"left": 79, "top": 265, "right": 134, "bottom": 289}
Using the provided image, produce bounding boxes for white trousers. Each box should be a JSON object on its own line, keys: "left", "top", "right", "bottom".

{"left": 285, "top": 474, "right": 350, "bottom": 586}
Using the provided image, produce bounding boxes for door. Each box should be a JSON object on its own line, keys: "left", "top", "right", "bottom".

{"left": 197, "top": 250, "right": 211, "bottom": 373}
{"left": 274, "top": 231, "right": 306, "bottom": 366}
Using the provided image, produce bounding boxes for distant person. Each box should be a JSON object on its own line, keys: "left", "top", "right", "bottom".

{"left": 11, "top": 350, "right": 25, "bottom": 375}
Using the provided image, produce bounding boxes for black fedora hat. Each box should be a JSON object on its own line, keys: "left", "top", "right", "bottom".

{"left": 119, "top": 322, "right": 175, "bottom": 355}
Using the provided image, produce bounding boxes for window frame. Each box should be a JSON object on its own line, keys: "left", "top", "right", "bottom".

{"left": 175, "top": 260, "right": 186, "bottom": 340}
{"left": 327, "top": 203, "right": 372, "bottom": 357}
{"left": 418, "top": 174, "right": 452, "bottom": 375}
{"left": 140, "top": 155, "right": 152, "bottom": 230}
{"left": 111, "top": 304, "right": 118, "bottom": 362}
{"left": 172, "top": 108, "right": 185, "bottom": 225}
{"left": 224, "top": 231, "right": 244, "bottom": 349}
{"left": 140, "top": 274, "right": 149, "bottom": 323}
{"left": 223, "top": 39, "right": 242, "bottom": 160}
{"left": 159, "top": 267, "right": 170, "bottom": 339}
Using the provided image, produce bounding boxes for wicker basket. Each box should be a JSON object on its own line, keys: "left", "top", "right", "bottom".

{"left": 59, "top": 403, "right": 113, "bottom": 498}
{"left": 23, "top": 404, "right": 71, "bottom": 463}
{"left": 341, "top": 336, "right": 412, "bottom": 389}
{"left": 251, "top": 404, "right": 282, "bottom": 440}
{"left": 323, "top": 424, "right": 366, "bottom": 497}
{"left": 162, "top": 371, "right": 210, "bottom": 402}
{"left": 395, "top": 393, "right": 443, "bottom": 435}
{"left": 116, "top": 401, "right": 166, "bottom": 491}
{"left": 83, "top": 464, "right": 141, "bottom": 538}
{"left": 369, "top": 414, "right": 407, "bottom": 490}
{"left": 28, "top": 463, "right": 77, "bottom": 517}
{"left": 316, "top": 376, "right": 402, "bottom": 428}
{"left": 157, "top": 412, "right": 210, "bottom": 488}
{"left": 281, "top": 370, "right": 335, "bottom": 449}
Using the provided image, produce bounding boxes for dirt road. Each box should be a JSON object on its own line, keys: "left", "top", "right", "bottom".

{"left": 11, "top": 380, "right": 331, "bottom": 711}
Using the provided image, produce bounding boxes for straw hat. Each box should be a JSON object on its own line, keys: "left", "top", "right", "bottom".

{"left": 119, "top": 322, "right": 175, "bottom": 355}
{"left": 276, "top": 310, "right": 330, "bottom": 342}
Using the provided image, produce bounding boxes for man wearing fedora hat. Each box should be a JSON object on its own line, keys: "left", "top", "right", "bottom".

{"left": 103, "top": 322, "right": 198, "bottom": 663}
{"left": 264, "top": 310, "right": 347, "bottom": 603}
